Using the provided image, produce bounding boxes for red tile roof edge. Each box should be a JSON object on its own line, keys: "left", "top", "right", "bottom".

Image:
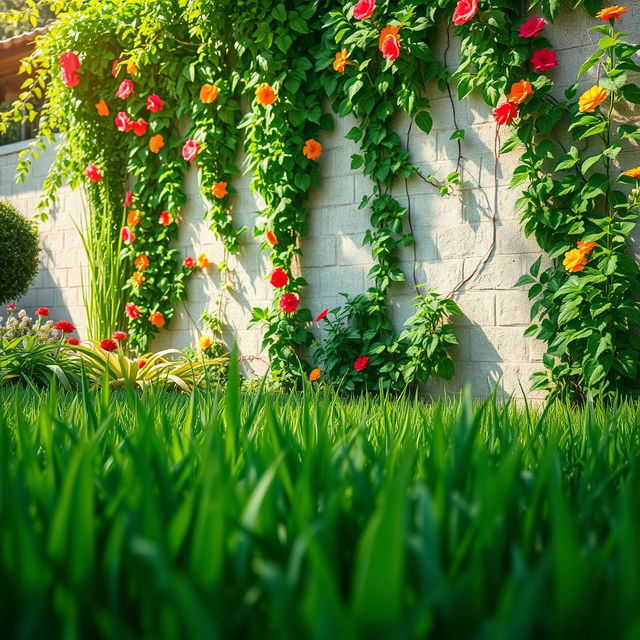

{"left": 0, "top": 26, "right": 49, "bottom": 51}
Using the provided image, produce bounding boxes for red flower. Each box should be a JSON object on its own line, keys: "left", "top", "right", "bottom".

{"left": 138, "top": 360, "right": 147, "bottom": 369}
{"left": 379, "top": 26, "right": 401, "bottom": 61}
{"left": 354, "top": 355, "right": 369, "bottom": 371}
{"left": 531, "top": 48, "right": 558, "bottom": 73}
{"left": 59, "top": 52, "right": 80, "bottom": 88}
{"left": 66, "top": 337, "right": 79, "bottom": 346}
{"left": 112, "top": 331, "right": 127, "bottom": 340}
{"left": 158, "top": 210, "right": 173, "bottom": 226}
{"left": 266, "top": 230, "right": 278, "bottom": 245}
{"left": 85, "top": 164, "right": 102, "bottom": 182}
{"left": 270, "top": 267, "right": 289, "bottom": 288}
{"left": 100, "top": 338, "right": 118, "bottom": 352}
{"left": 453, "top": 0, "right": 479, "bottom": 26}
{"left": 182, "top": 139, "right": 200, "bottom": 162}
{"left": 123, "top": 191, "right": 133, "bottom": 207}
{"left": 116, "top": 79, "right": 135, "bottom": 99}
{"left": 121, "top": 227, "right": 135, "bottom": 244}
{"left": 279, "top": 294, "right": 299, "bottom": 313}
{"left": 111, "top": 59, "right": 120, "bottom": 77}
{"left": 125, "top": 302, "right": 140, "bottom": 319}
{"left": 35, "top": 307, "right": 49, "bottom": 317}
{"left": 315, "top": 308, "right": 329, "bottom": 322}
{"left": 183, "top": 257, "right": 195, "bottom": 268}
{"left": 131, "top": 119, "right": 148, "bottom": 136}
{"left": 519, "top": 17, "right": 547, "bottom": 38}
{"left": 493, "top": 102, "right": 519, "bottom": 126}
{"left": 146, "top": 93, "right": 165, "bottom": 113}
{"left": 353, "top": 0, "right": 375, "bottom": 20}
{"left": 115, "top": 111, "right": 133, "bottom": 132}
{"left": 54, "top": 320, "right": 75, "bottom": 334}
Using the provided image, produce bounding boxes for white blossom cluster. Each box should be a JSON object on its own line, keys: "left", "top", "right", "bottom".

{"left": 0, "top": 308, "right": 60, "bottom": 344}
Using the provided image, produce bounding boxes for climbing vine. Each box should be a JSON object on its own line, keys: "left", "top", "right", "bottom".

{"left": 5, "top": 0, "right": 640, "bottom": 403}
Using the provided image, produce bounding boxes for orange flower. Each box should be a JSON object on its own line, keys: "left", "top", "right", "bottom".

{"left": 578, "top": 86, "right": 609, "bottom": 113}
{"left": 309, "top": 368, "right": 321, "bottom": 382}
{"left": 199, "top": 335, "right": 212, "bottom": 350}
{"left": 200, "top": 84, "right": 219, "bottom": 103}
{"left": 149, "top": 134, "right": 164, "bottom": 153}
{"left": 211, "top": 181, "right": 228, "bottom": 199}
{"left": 197, "top": 253, "right": 210, "bottom": 269}
{"left": 255, "top": 82, "right": 276, "bottom": 106}
{"left": 126, "top": 61, "right": 137, "bottom": 74}
{"left": 266, "top": 230, "right": 278, "bottom": 246}
{"left": 378, "top": 25, "right": 400, "bottom": 52}
{"left": 149, "top": 311, "right": 165, "bottom": 328}
{"left": 577, "top": 241, "right": 597, "bottom": 255}
{"left": 622, "top": 167, "right": 640, "bottom": 179}
{"left": 95, "top": 99, "right": 110, "bottom": 116}
{"left": 596, "top": 5, "right": 628, "bottom": 20}
{"left": 333, "top": 49, "right": 350, "bottom": 73}
{"left": 508, "top": 80, "right": 534, "bottom": 104}
{"left": 127, "top": 210, "right": 141, "bottom": 227}
{"left": 563, "top": 248, "right": 587, "bottom": 273}
{"left": 303, "top": 139, "right": 322, "bottom": 161}
{"left": 131, "top": 271, "right": 145, "bottom": 287}
{"left": 134, "top": 254, "right": 149, "bottom": 271}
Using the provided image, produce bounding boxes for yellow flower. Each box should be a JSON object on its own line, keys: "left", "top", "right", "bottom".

{"left": 622, "top": 167, "right": 640, "bottom": 179}
{"left": 563, "top": 248, "right": 587, "bottom": 273}
{"left": 578, "top": 86, "right": 608, "bottom": 113}
{"left": 131, "top": 271, "right": 145, "bottom": 287}
{"left": 199, "top": 335, "right": 212, "bottom": 350}
{"left": 197, "top": 253, "right": 210, "bottom": 269}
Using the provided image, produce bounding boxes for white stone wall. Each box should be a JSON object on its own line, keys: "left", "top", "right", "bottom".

{"left": 2, "top": 11, "right": 638, "bottom": 397}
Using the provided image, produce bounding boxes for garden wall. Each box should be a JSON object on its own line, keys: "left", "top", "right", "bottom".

{"left": 2, "top": 10, "right": 638, "bottom": 397}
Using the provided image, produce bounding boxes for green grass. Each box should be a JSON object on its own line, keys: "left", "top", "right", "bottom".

{"left": 2, "top": 365, "right": 640, "bottom": 639}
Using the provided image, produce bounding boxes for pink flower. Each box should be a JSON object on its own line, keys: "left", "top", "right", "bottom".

{"left": 270, "top": 267, "right": 289, "bottom": 288}
{"left": 53, "top": 320, "right": 75, "bottom": 334}
{"left": 279, "top": 294, "right": 299, "bottom": 313}
{"left": 112, "top": 331, "right": 127, "bottom": 340}
{"left": 100, "top": 338, "right": 118, "bottom": 352}
{"left": 519, "top": 17, "right": 547, "bottom": 38}
{"left": 59, "top": 52, "right": 80, "bottom": 88}
{"left": 493, "top": 102, "right": 519, "bottom": 126}
{"left": 353, "top": 0, "right": 375, "bottom": 20}
{"left": 182, "top": 138, "right": 200, "bottom": 162}
{"left": 183, "top": 257, "right": 195, "bottom": 268}
{"left": 146, "top": 93, "right": 165, "bottom": 113}
{"left": 115, "top": 111, "right": 133, "bottom": 132}
{"left": 453, "top": 0, "right": 479, "bottom": 26}
{"left": 35, "top": 307, "right": 49, "bottom": 317}
{"left": 116, "top": 79, "right": 134, "bottom": 99}
{"left": 123, "top": 191, "right": 133, "bottom": 207}
{"left": 121, "top": 227, "right": 135, "bottom": 244}
{"left": 131, "top": 119, "right": 148, "bottom": 136}
{"left": 125, "top": 302, "right": 140, "bottom": 319}
{"left": 315, "top": 308, "right": 329, "bottom": 322}
{"left": 531, "top": 48, "right": 558, "bottom": 73}
{"left": 85, "top": 164, "right": 102, "bottom": 182}
{"left": 354, "top": 355, "right": 369, "bottom": 371}
{"left": 381, "top": 33, "right": 401, "bottom": 61}
{"left": 6, "top": 303, "right": 16, "bottom": 311}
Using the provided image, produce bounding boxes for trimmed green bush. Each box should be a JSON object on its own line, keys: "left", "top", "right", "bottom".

{"left": 0, "top": 199, "right": 39, "bottom": 304}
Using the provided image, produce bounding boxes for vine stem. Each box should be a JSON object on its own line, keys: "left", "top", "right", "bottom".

{"left": 445, "top": 125, "right": 500, "bottom": 299}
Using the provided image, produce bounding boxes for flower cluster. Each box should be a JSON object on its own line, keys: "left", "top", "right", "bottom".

{"left": 0, "top": 306, "right": 77, "bottom": 344}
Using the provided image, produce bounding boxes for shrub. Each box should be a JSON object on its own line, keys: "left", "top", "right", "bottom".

{"left": 0, "top": 200, "right": 39, "bottom": 304}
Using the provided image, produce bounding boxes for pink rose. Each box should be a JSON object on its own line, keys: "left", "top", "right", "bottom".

{"left": 121, "top": 226, "right": 135, "bottom": 244}
{"left": 519, "top": 17, "right": 547, "bottom": 38}
{"left": 182, "top": 138, "right": 200, "bottom": 162}
{"left": 381, "top": 34, "right": 401, "bottom": 61}
{"left": 85, "top": 164, "right": 102, "bottom": 182}
{"left": 116, "top": 79, "right": 134, "bottom": 99}
{"left": 123, "top": 191, "right": 133, "bottom": 207}
{"left": 115, "top": 111, "right": 133, "bottom": 132}
{"left": 453, "top": 0, "right": 479, "bottom": 26}
{"left": 353, "top": 0, "right": 375, "bottom": 20}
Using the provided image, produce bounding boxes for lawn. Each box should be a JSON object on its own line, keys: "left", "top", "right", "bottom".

{"left": 2, "top": 362, "right": 640, "bottom": 639}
